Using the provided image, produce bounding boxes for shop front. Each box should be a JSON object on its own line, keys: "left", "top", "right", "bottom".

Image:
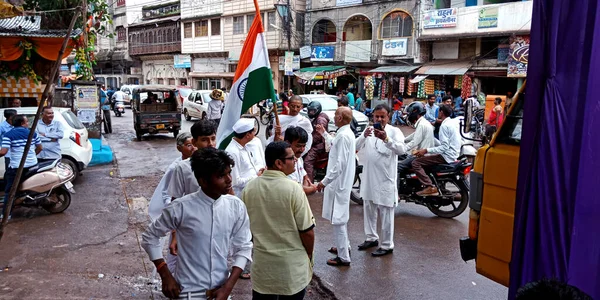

{"left": 411, "top": 60, "right": 473, "bottom": 105}
{"left": 294, "top": 66, "right": 353, "bottom": 95}
{"left": 364, "top": 65, "right": 421, "bottom": 107}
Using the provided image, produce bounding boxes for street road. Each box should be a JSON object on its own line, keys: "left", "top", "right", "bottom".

{"left": 0, "top": 111, "right": 507, "bottom": 299}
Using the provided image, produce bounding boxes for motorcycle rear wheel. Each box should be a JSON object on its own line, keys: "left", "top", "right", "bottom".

{"left": 427, "top": 179, "right": 468, "bottom": 218}
{"left": 43, "top": 187, "right": 71, "bottom": 214}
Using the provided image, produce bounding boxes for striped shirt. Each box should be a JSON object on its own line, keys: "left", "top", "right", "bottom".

{"left": 2, "top": 127, "right": 42, "bottom": 168}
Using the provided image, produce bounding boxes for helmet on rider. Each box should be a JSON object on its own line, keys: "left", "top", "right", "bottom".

{"left": 406, "top": 102, "right": 426, "bottom": 124}
{"left": 307, "top": 101, "right": 322, "bottom": 119}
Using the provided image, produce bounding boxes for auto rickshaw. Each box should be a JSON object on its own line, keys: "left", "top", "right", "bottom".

{"left": 131, "top": 85, "right": 181, "bottom": 141}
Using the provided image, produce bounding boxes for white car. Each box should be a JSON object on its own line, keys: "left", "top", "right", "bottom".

{"left": 0, "top": 107, "right": 93, "bottom": 182}
{"left": 182, "top": 90, "right": 228, "bottom": 121}
{"left": 120, "top": 85, "right": 139, "bottom": 107}
{"left": 299, "top": 94, "right": 369, "bottom": 135}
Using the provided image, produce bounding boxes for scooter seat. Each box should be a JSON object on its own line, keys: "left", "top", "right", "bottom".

{"left": 21, "top": 160, "right": 59, "bottom": 181}
{"left": 430, "top": 161, "right": 463, "bottom": 173}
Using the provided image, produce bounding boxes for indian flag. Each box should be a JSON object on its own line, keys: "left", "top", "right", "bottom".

{"left": 217, "top": 2, "right": 277, "bottom": 149}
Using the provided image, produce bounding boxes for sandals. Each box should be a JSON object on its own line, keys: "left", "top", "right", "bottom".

{"left": 239, "top": 271, "right": 251, "bottom": 280}
{"left": 328, "top": 247, "right": 350, "bottom": 256}
{"left": 326, "top": 256, "right": 350, "bottom": 267}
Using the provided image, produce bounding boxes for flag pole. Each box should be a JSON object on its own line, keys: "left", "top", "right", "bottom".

{"left": 253, "top": 0, "right": 280, "bottom": 127}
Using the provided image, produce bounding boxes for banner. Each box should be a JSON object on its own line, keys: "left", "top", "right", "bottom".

{"left": 174, "top": 55, "right": 191, "bottom": 68}
{"left": 381, "top": 38, "right": 408, "bottom": 56}
{"left": 311, "top": 46, "right": 335, "bottom": 61}
{"left": 300, "top": 46, "right": 312, "bottom": 59}
{"left": 507, "top": 35, "right": 530, "bottom": 78}
{"left": 284, "top": 51, "right": 294, "bottom": 75}
{"left": 423, "top": 8, "right": 458, "bottom": 29}
{"left": 345, "top": 40, "right": 371, "bottom": 62}
{"left": 478, "top": 6, "right": 498, "bottom": 29}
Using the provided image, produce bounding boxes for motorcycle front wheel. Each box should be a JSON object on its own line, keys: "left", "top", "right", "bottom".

{"left": 427, "top": 179, "right": 469, "bottom": 218}
{"left": 43, "top": 187, "right": 71, "bottom": 213}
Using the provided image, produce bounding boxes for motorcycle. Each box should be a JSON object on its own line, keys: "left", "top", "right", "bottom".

{"left": 351, "top": 154, "right": 471, "bottom": 218}
{"left": 113, "top": 100, "right": 126, "bottom": 117}
{"left": 0, "top": 159, "right": 74, "bottom": 215}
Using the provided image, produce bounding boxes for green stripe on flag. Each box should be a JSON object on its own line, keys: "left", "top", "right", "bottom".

{"left": 241, "top": 67, "right": 276, "bottom": 113}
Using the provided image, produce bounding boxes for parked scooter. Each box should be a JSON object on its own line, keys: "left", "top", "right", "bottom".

{"left": 0, "top": 159, "right": 75, "bottom": 214}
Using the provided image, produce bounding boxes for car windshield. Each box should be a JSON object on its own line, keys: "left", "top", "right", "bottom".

{"left": 62, "top": 110, "right": 85, "bottom": 129}
{"left": 179, "top": 88, "right": 193, "bottom": 97}
{"left": 311, "top": 98, "right": 338, "bottom": 111}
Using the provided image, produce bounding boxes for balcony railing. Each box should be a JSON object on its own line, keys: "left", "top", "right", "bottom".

{"left": 129, "top": 42, "right": 181, "bottom": 56}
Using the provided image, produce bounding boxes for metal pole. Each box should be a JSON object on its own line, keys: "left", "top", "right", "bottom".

{"left": 286, "top": 0, "right": 291, "bottom": 93}
{"left": 0, "top": 7, "right": 82, "bottom": 241}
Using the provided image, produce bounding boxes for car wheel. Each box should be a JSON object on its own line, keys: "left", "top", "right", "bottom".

{"left": 184, "top": 109, "right": 192, "bottom": 121}
{"left": 61, "top": 157, "right": 79, "bottom": 182}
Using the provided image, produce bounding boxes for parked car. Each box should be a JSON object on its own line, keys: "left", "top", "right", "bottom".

{"left": 0, "top": 107, "right": 93, "bottom": 182}
{"left": 182, "top": 90, "right": 228, "bottom": 121}
{"left": 120, "top": 85, "right": 139, "bottom": 107}
{"left": 298, "top": 94, "right": 369, "bottom": 135}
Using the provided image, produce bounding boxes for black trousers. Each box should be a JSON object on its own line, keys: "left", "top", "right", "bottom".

{"left": 252, "top": 288, "right": 306, "bottom": 300}
{"left": 103, "top": 109, "right": 112, "bottom": 134}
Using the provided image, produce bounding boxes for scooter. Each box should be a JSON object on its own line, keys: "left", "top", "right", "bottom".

{"left": 0, "top": 159, "right": 75, "bottom": 215}
{"left": 113, "top": 100, "right": 126, "bottom": 117}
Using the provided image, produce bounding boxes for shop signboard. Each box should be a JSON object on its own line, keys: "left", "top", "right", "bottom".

{"left": 300, "top": 46, "right": 312, "bottom": 59}
{"left": 311, "top": 46, "right": 335, "bottom": 62}
{"left": 507, "top": 35, "right": 530, "bottom": 77}
{"left": 336, "top": 0, "right": 362, "bottom": 6}
{"left": 174, "top": 55, "right": 192, "bottom": 68}
{"left": 497, "top": 44, "right": 510, "bottom": 64}
{"left": 381, "top": 38, "right": 408, "bottom": 56}
{"left": 279, "top": 55, "right": 301, "bottom": 71}
{"left": 423, "top": 8, "right": 458, "bottom": 29}
{"left": 478, "top": 7, "right": 498, "bottom": 29}
{"left": 345, "top": 40, "right": 371, "bottom": 63}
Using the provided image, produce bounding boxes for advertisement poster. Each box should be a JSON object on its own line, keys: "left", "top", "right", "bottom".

{"left": 77, "top": 109, "right": 97, "bottom": 123}
{"left": 497, "top": 44, "right": 510, "bottom": 64}
{"left": 507, "top": 35, "right": 530, "bottom": 77}
{"left": 284, "top": 51, "right": 294, "bottom": 75}
{"left": 300, "top": 46, "right": 312, "bottom": 59}
{"left": 382, "top": 38, "right": 408, "bottom": 56}
{"left": 311, "top": 46, "right": 335, "bottom": 62}
{"left": 174, "top": 55, "right": 192, "bottom": 68}
{"left": 478, "top": 7, "right": 498, "bottom": 28}
{"left": 423, "top": 8, "right": 458, "bottom": 29}
{"left": 75, "top": 85, "right": 99, "bottom": 109}
{"left": 345, "top": 40, "right": 371, "bottom": 63}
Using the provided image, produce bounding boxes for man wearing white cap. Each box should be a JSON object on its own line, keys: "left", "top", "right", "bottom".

{"left": 225, "top": 118, "right": 266, "bottom": 199}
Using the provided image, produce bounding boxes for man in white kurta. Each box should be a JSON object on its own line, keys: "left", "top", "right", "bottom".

{"left": 225, "top": 118, "right": 266, "bottom": 198}
{"left": 355, "top": 105, "right": 407, "bottom": 257}
{"left": 270, "top": 96, "right": 313, "bottom": 156}
{"left": 316, "top": 107, "right": 356, "bottom": 266}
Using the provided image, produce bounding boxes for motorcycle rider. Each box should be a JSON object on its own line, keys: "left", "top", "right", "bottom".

{"left": 412, "top": 105, "right": 461, "bottom": 196}
{"left": 398, "top": 102, "right": 438, "bottom": 176}
{"left": 304, "top": 101, "right": 330, "bottom": 183}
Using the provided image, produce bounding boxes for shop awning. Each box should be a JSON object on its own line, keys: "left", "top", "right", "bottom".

{"left": 368, "top": 65, "right": 420, "bottom": 73}
{"left": 294, "top": 65, "right": 346, "bottom": 82}
{"left": 296, "top": 65, "right": 345, "bottom": 73}
{"left": 415, "top": 61, "right": 472, "bottom": 75}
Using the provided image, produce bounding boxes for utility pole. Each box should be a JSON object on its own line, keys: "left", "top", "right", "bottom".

{"left": 286, "top": 0, "right": 291, "bottom": 93}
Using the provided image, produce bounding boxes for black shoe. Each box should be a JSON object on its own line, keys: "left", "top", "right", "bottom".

{"left": 371, "top": 248, "right": 393, "bottom": 257}
{"left": 357, "top": 240, "right": 379, "bottom": 251}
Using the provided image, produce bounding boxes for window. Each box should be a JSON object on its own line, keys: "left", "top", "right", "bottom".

{"left": 296, "top": 12, "right": 305, "bottom": 32}
{"left": 312, "top": 19, "right": 337, "bottom": 43}
{"left": 480, "top": 37, "right": 506, "bottom": 59}
{"left": 195, "top": 20, "right": 208, "bottom": 37}
{"left": 211, "top": 19, "right": 221, "bottom": 36}
{"left": 196, "top": 78, "right": 210, "bottom": 90}
{"left": 247, "top": 14, "right": 255, "bottom": 32}
{"left": 62, "top": 111, "right": 85, "bottom": 129}
{"left": 157, "top": 78, "right": 164, "bottom": 84}
{"left": 184, "top": 22, "right": 192, "bottom": 38}
{"left": 117, "top": 26, "right": 126, "bottom": 41}
{"left": 168, "top": 78, "right": 176, "bottom": 85}
{"left": 210, "top": 79, "right": 221, "bottom": 89}
{"left": 233, "top": 16, "right": 244, "bottom": 34}
{"left": 117, "top": 0, "right": 126, "bottom": 7}
{"left": 268, "top": 12, "right": 276, "bottom": 31}
{"left": 380, "top": 11, "right": 413, "bottom": 39}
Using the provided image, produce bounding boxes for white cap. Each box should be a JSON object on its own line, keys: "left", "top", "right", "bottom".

{"left": 232, "top": 118, "right": 255, "bottom": 134}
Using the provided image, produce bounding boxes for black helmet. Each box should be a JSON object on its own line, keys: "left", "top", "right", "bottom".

{"left": 307, "top": 101, "right": 322, "bottom": 119}
{"left": 406, "top": 102, "right": 426, "bottom": 124}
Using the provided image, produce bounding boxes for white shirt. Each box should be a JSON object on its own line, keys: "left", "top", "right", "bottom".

{"left": 148, "top": 157, "right": 181, "bottom": 221}
{"left": 427, "top": 117, "right": 461, "bottom": 163}
{"left": 207, "top": 100, "right": 224, "bottom": 120}
{"left": 356, "top": 125, "right": 406, "bottom": 207}
{"left": 141, "top": 189, "right": 253, "bottom": 293}
{"left": 112, "top": 90, "right": 126, "bottom": 102}
{"left": 404, "top": 117, "right": 438, "bottom": 151}
{"left": 36, "top": 119, "right": 64, "bottom": 160}
{"left": 321, "top": 124, "right": 356, "bottom": 225}
{"left": 168, "top": 158, "right": 200, "bottom": 199}
{"left": 287, "top": 156, "right": 307, "bottom": 184}
{"left": 268, "top": 114, "right": 313, "bottom": 156}
{"left": 225, "top": 138, "right": 266, "bottom": 198}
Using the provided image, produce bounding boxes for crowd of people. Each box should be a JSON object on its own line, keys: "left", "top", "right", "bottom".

{"left": 142, "top": 88, "right": 468, "bottom": 299}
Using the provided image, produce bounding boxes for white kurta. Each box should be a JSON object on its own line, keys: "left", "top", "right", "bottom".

{"left": 149, "top": 157, "right": 181, "bottom": 221}
{"left": 321, "top": 124, "right": 356, "bottom": 225}
{"left": 142, "top": 189, "right": 253, "bottom": 294}
{"left": 268, "top": 114, "right": 314, "bottom": 156}
{"left": 356, "top": 125, "right": 407, "bottom": 207}
{"left": 168, "top": 158, "right": 200, "bottom": 199}
{"left": 225, "top": 137, "right": 266, "bottom": 198}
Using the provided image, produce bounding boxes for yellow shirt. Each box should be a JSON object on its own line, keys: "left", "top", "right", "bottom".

{"left": 241, "top": 170, "right": 315, "bottom": 295}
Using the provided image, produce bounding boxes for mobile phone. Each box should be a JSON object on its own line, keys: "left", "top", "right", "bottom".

{"left": 373, "top": 123, "right": 383, "bottom": 130}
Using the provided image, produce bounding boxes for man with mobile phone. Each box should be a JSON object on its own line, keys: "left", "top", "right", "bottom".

{"left": 142, "top": 148, "right": 253, "bottom": 300}
{"left": 355, "top": 104, "right": 407, "bottom": 257}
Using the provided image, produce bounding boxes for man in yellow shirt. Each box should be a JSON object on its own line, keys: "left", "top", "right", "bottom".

{"left": 242, "top": 141, "right": 315, "bottom": 299}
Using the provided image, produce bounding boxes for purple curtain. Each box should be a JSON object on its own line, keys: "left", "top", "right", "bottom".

{"left": 509, "top": 0, "right": 600, "bottom": 299}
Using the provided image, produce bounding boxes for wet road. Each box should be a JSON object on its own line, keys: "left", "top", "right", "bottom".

{"left": 0, "top": 111, "right": 507, "bottom": 299}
